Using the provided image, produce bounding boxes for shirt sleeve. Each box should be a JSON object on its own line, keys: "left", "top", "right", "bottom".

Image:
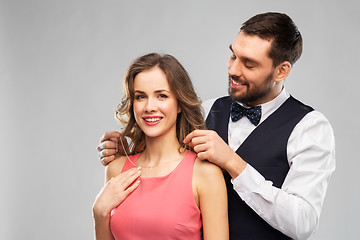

{"left": 231, "top": 110, "right": 336, "bottom": 240}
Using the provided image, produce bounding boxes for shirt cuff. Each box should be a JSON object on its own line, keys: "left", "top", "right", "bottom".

{"left": 231, "top": 164, "right": 266, "bottom": 202}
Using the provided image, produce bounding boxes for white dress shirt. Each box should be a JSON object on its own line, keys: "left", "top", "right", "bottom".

{"left": 202, "top": 88, "right": 336, "bottom": 240}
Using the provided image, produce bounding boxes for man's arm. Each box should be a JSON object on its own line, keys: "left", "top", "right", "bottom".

{"left": 183, "top": 111, "right": 335, "bottom": 239}
{"left": 232, "top": 111, "right": 335, "bottom": 239}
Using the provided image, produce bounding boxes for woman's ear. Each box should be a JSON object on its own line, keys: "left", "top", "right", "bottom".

{"left": 274, "top": 61, "right": 292, "bottom": 83}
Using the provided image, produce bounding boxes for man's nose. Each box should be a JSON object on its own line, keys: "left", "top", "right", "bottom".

{"left": 228, "top": 60, "right": 242, "bottom": 78}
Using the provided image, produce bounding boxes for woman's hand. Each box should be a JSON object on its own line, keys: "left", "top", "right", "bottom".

{"left": 93, "top": 167, "right": 141, "bottom": 220}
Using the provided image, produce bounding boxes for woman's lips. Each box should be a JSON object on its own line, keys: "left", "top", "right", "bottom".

{"left": 143, "top": 116, "right": 162, "bottom": 126}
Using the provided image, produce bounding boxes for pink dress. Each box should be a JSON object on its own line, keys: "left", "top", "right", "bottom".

{"left": 110, "top": 150, "right": 202, "bottom": 240}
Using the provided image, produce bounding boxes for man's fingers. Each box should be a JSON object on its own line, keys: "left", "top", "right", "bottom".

{"left": 110, "top": 138, "right": 119, "bottom": 152}
{"left": 183, "top": 132, "right": 194, "bottom": 144}
{"left": 185, "top": 134, "right": 208, "bottom": 150}
{"left": 193, "top": 142, "right": 208, "bottom": 154}
{"left": 97, "top": 140, "right": 118, "bottom": 152}
{"left": 100, "top": 131, "right": 121, "bottom": 143}
{"left": 100, "top": 155, "right": 116, "bottom": 166}
{"left": 191, "top": 135, "right": 208, "bottom": 145}
{"left": 184, "top": 130, "right": 203, "bottom": 144}
{"left": 183, "top": 129, "right": 210, "bottom": 144}
{"left": 196, "top": 151, "right": 209, "bottom": 161}
{"left": 99, "top": 149, "right": 117, "bottom": 160}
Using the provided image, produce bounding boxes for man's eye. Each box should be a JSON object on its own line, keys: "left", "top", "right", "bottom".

{"left": 244, "top": 61, "right": 256, "bottom": 69}
{"left": 230, "top": 54, "right": 236, "bottom": 60}
{"left": 245, "top": 64, "right": 255, "bottom": 69}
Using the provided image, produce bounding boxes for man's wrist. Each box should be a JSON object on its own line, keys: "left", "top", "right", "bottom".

{"left": 224, "top": 153, "right": 247, "bottom": 179}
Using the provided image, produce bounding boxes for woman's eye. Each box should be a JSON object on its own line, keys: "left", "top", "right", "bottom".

{"left": 135, "top": 95, "right": 145, "bottom": 100}
{"left": 158, "top": 94, "right": 168, "bottom": 99}
{"left": 230, "top": 54, "right": 236, "bottom": 60}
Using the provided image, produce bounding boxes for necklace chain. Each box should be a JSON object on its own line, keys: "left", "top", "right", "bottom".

{"left": 119, "top": 137, "right": 181, "bottom": 170}
{"left": 119, "top": 136, "right": 139, "bottom": 167}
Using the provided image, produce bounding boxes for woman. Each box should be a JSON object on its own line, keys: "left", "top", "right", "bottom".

{"left": 93, "top": 53, "right": 228, "bottom": 240}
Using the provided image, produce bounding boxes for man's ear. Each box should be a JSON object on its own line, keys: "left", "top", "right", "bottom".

{"left": 274, "top": 61, "right": 292, "bottom": 82}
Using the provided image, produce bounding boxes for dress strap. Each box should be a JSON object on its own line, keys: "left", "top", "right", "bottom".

{"left": 121, "top": 153, "right": 141, "bottom": 172}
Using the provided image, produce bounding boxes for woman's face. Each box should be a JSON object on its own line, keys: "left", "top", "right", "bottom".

{"left": 133, "top": 67, "right": 180, "bottom": 139}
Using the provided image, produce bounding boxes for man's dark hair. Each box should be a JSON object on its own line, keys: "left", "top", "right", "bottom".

{"left": 241, "top": 12, "right": 303, "bottom": 67}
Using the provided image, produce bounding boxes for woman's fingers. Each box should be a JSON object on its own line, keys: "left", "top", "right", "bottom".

{"left": 113, "top": 167, "right": 142, "bottom": 190}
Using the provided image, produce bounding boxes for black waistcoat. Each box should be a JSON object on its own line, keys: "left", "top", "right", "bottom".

{"left": 205, "top": 96, "right": 314, "bottom": 240}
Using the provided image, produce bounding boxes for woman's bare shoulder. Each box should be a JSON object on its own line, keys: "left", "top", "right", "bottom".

{"left": 194, "top": 157, "right": 222, "bottom": 174}
{"left": 105, "top": 156, "right": 128, "bottom": 180}
{"left": 193, "top": 157, "right": 224, "bottom": 182}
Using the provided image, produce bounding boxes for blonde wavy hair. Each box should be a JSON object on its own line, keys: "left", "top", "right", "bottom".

{"left": 115, "top": 53, "right": 205, "bottom": 154}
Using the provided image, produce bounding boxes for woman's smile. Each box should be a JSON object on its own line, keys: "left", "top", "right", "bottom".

{"left": 143, "top": 116, "right": 163, "bottom": 126}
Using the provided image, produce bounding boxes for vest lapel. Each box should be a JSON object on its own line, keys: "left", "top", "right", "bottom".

{"left": 205, "top": 96, "right": 232, "bottom": 144}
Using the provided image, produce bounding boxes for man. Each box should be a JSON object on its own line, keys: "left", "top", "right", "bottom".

{"left": 97, "top": 12, "right": 335, "bottom": 239}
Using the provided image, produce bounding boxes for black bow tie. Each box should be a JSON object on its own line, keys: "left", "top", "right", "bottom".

{"left": 230, "top": 102, "right": 262, "bottom": 126}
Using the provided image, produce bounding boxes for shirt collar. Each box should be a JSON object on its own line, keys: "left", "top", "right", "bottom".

{"left": 260, "top": 87, "right": 290, "bottom": 122}
{"left": 236, "top": 87, "right": 290, "bottom": 123}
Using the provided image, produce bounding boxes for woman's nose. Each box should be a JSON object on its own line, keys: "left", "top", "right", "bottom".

{"left": 144, "top": 98, "right": 157, "bottom": 112}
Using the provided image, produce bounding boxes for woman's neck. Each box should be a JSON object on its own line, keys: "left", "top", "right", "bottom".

{"left": 141, "top": 134, "right": 182, "bottom": 166}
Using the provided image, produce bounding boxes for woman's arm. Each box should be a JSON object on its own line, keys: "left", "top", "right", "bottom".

{"left": 194, "top": 158, "right": 229, "bottom": 240}
{"left": 93, "top": 157, "right": 141, "bottom": 240}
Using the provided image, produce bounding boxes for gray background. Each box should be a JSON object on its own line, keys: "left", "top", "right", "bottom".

{"left": 1, "top": 0, "right": 359, "bottom": 239}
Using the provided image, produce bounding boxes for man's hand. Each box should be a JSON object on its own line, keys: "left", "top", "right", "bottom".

{"left": 97, "top": 131, "right": 127, "bottom": 166}
{"left": 183, "top": 130, "right": 247, "bottom": 178}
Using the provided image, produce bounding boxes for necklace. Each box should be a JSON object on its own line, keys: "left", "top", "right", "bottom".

{"left": 119, "top": 136, "right": 181, "bottom": 170}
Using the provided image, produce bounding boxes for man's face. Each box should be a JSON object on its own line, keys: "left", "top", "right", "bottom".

{"left": 228, "top": 31, "right": 277, "bottom": 106}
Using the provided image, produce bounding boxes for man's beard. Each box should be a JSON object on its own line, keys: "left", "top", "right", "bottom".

{"left": 228, "top": 71, "right": 274, "bottom": 106}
